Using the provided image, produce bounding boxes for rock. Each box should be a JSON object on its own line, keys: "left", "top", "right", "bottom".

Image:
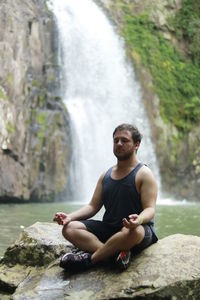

{"left": 0, "top": 0, "right": 71, "bottom": 202}
{"left": 3, "top": 222, "right": 72, "bottom": 267}
{"left": 0, "top": 222, "right": 200, "bottom": 299}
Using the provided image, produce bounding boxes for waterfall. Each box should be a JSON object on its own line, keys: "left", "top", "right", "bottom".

{"left": 48, "top": 0, "right": 161, "bottom": 202}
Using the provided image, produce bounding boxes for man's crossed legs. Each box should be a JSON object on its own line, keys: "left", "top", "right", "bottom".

{"left": 60, "top": 220, "right": 154, "bottom": 271}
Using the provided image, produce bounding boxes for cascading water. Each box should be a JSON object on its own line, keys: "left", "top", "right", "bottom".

{"left": 48, "top": 0, "right": 161, "bottom": 202}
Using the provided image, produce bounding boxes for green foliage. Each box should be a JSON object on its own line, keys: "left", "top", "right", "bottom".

{"left": 39, "top": 93, "right": 46, "bottom": 106}
{"left": 36, "top": 111, "right": 48, "bottom": 142}
{"left": 0, "top": 86, "right": 8, "bottom": 101}
{"left": 36, "top": 111, "right": 48, "bottom": 126}
{"left": 44, "top": 0, "right": 49, "bottom": 12}
{"left": 7, "top": 74, "right": 13, "bottom": 86}
{"left": 6, "top": 121, "right": 15, "bottom": 133}
{"left": 32, "top": 79, "right": 39, "bottom": 87}
{"left": 121, "top": 13, "right": 200, "bottom": 133}
{"left": 171, "top": 0, "right": 200, "bottom": 65}
{"left": 184, "top": 96, "right": 200, "bottom": 122}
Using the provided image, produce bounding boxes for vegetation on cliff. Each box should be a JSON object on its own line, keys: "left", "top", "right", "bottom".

{"left": 172, "top": 0, "right": 200, "bottom": 66}
{"left": 121, "top": 0, "right": 200, "bottom": 136}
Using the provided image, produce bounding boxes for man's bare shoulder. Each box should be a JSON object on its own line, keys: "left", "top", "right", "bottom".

{"left": 99, "top": 165, "right": 116, "bottom": 181}
{"left": 135, "top": 164, "right": 158, "bottom": 202}
{"left": 136, "top": 164, "right": 157, "bottom": 184}
{"left": 98, "top": 168, "right": 112, "bottom": 183}
{"left": 99, "top": 171, "right": 107, "bottom": 181}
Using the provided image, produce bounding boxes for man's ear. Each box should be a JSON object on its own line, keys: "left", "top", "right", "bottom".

{"left": 134, "top": 141, "right": 140, "bottom": 151}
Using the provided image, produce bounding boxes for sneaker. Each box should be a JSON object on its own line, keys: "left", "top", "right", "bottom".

{"left": 115, "top": 250, "right": 131, "bottom": 270}
{"left": 59, "top": 252, "right": 92, "bottom": 271}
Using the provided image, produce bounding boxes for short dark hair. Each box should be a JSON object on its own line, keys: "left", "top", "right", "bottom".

{"left": 113, "top": 123, "right": 143, "bottom": 144}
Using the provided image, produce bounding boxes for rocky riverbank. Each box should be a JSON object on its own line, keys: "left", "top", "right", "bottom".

{"left": 0, "top": 222, "right": 200, "bottom": 299}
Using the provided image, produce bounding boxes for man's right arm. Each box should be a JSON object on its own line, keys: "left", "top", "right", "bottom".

{"left": 54, "top": 172, "right": 105, "bottom": 225}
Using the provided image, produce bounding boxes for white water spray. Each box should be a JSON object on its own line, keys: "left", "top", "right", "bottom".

{"left": 48, "top": 0, "right": 161, "bottom": 202}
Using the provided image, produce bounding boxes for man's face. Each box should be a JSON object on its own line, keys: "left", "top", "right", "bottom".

{"left": 113, "top": 130, "right": 139, "bottom": 161}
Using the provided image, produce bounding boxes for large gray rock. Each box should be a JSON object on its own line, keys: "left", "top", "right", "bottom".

{"left": 0, "top": 222, "right": 200, "bottom": 299}
{"left": 0, "top": 0, "right": 70, "bottom": 202}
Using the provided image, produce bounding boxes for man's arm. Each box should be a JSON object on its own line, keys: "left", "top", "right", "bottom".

{"left": 136, "top": 166, "right": 157, "bottom": 223}
{"left": 54, "top": 172, "right": 105, "bottom": 225}
{"left": 123, "top": 166, "right": 157, "bottom": 228}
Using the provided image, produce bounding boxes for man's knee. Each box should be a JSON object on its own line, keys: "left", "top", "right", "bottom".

{"left": 62, "top": 221, "right": 87, "bottom": 240}
{"left": 121, "top": 225, "right": 145, "bottom": 246}
{"left": 130, "top": 225, "right": 145, "bottom": 246}
{"left": 62, "top": 223, "right": 72, "bottom": 240}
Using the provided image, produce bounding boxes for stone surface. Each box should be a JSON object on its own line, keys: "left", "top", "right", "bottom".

{"left": 3, "top": 222, "right": 72, "bottom": 266}
{"left": 0, "top": 0, "right": 71, "bottom": 202}
{"left": 0, "top": 222, "right": 200, "bottom": 299}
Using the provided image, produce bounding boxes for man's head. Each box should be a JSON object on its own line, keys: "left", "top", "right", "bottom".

{"left": 113, "top": 124, "right": 142, "bottom": 161}
{"left": 113, "top": 123, "right": 142, "bottom": 144}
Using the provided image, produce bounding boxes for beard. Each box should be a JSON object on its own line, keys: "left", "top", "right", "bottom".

{"left": 114, "top": 149, "right": 133, "bottom": 161}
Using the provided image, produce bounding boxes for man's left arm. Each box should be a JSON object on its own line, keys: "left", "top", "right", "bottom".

{"left": 122, "top": 166, "right": 157, "bottom": 228}
{"left": 136, "top": 166, "right": 158, "bottom": 225}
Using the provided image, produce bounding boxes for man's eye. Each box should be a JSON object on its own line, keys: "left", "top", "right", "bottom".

{"left": 114, "top": 139, "right": 129, "bottom": 144}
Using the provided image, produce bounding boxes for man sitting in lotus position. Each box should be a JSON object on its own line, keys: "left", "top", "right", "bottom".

{"left": 54, "top": 123, "right": 158, "bottom": 271}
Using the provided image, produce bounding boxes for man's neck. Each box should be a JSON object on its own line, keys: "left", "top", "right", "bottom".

{"left": 116, "top": 157, "right": 139, "bottom": 170}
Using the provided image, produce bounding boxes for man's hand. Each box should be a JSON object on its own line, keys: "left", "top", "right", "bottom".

{"left": 122, "top": 214, "right": 142, "bottom": 229}
{"left": 53, "top": 212, "right": 72, "bottom": 226}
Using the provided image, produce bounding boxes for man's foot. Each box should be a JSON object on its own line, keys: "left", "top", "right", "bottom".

{"left": 60, "top": 252, "right": 92, "bottom": 271}
{"left": 115, "top": 250, "right": 131, "bottom": 270}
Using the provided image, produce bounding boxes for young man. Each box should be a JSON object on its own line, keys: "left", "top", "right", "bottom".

{"left": 54, "top": 123, "right": 158, "bottom": 271}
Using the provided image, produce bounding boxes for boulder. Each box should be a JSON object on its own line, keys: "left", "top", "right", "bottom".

{"left": 0, "top": 222, "right": 200, "bottom": 299}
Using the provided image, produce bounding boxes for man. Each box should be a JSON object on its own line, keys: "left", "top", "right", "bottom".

{"left": 54, "top": 123, "right": 158, "bottom": 271}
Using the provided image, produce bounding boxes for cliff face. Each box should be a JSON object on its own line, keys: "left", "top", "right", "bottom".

{"left": 97, "top": 0, "right": 200, "bottom": 200}
{"left": 0, "top": 0, "right": 70, "bottom": 202}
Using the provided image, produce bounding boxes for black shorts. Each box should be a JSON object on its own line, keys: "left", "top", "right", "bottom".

{"left": 80, "top": 219, "right": 158, "bottom": 253}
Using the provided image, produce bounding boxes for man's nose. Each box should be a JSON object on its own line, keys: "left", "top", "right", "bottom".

{"left": 117, "top": 140, "right": 123, "bottom": 146}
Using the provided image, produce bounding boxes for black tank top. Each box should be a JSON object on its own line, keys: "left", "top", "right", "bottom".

{"left": 102, "top": 162, "right": 154, "bottom": 229}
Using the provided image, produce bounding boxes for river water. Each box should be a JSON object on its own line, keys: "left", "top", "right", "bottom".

{"left": 0, "top": 201, "right": 200, "bottom": 257}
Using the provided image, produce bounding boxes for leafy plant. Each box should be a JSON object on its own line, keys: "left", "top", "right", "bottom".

{"left": 121, "top": 12, "right": 200, "bottom": 134}
{"left": 171, "top": 0, "right": 200, "bottom": 65}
